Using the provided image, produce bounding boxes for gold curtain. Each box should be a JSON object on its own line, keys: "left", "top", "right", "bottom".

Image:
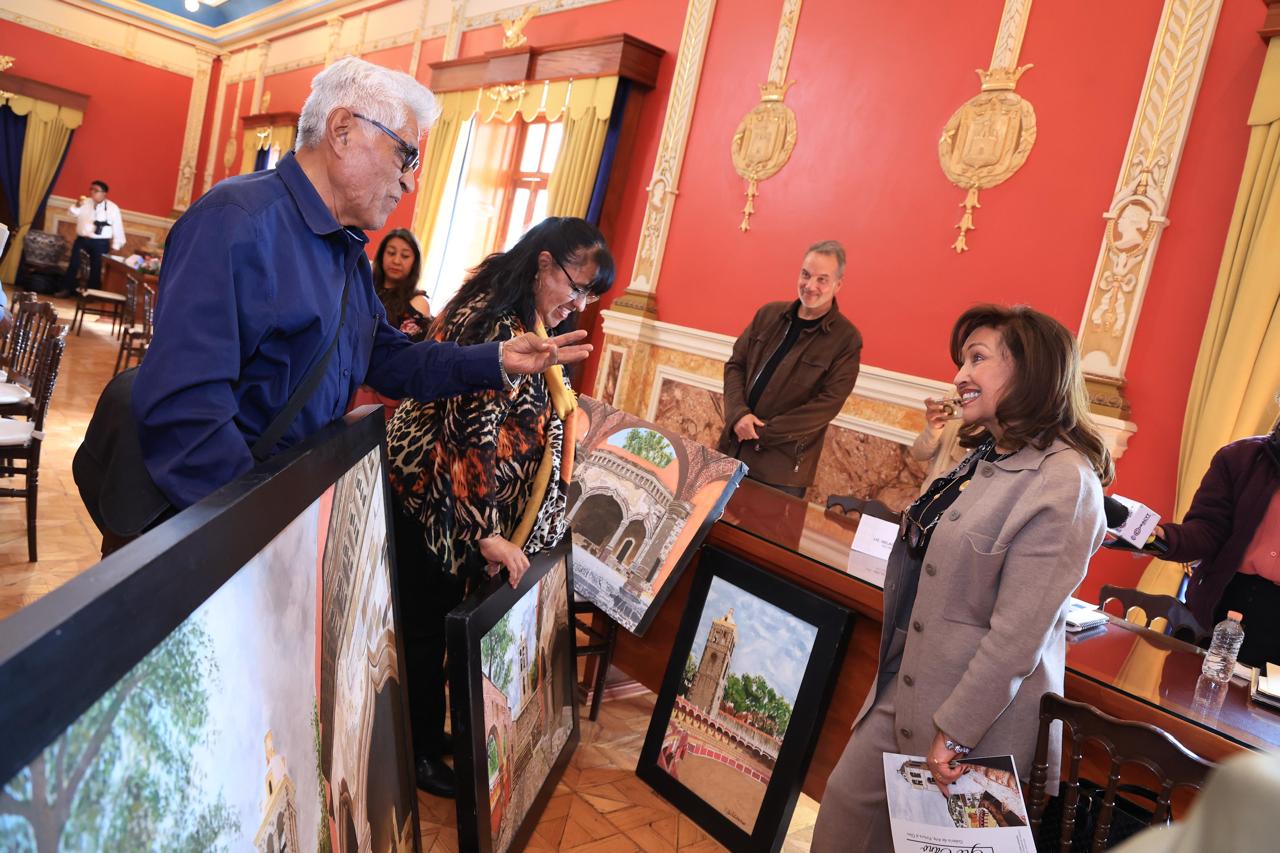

{"left": 239, "top": 123, "right": 298, "bottom": 174}
{"left": 547, "top": 76, "right": 618, "bottom": 217}
{"left": 0, "top": 96, "right": 84, "bottom": 282}
{"left": 1139, "top": 38, "right": 1280, "bottom": 594}
{"left": 411, "top": 89, "right": 479, "bottom": 260}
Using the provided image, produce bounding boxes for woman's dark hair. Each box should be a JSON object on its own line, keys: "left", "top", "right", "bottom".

{"left": 372, "top": 229, "right": 423, "bottom": 324}
{"left": 436, "top": 216, "right": 615, "bottom": 344}
{"left": 950, "top": 304, "right": 1114, "bottom": 485}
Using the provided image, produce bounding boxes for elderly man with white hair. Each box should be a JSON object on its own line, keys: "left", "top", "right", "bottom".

{"left": 132, "top": 57, "right": 590, "bottom": 511}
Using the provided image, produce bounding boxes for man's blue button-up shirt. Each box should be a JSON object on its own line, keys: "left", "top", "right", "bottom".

{"left": 133, "top": 152, "right": 501, "bottom": 509}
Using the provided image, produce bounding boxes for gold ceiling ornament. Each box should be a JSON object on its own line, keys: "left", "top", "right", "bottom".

{"left": 937, "top": 0, "right": 1037, "bottom": 253}
{"left": 731, "top": 0, "right": 804, "bottom": 232}
{"left": 501, "top": 5, "right": 539, "bottom": 49}
{"left": 0, "top": 56, "right": 14, "bottom": 72}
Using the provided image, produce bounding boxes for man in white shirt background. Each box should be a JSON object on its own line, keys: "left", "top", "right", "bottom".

{"left": 56, "top": 179, "right": 125, "bottom": 297}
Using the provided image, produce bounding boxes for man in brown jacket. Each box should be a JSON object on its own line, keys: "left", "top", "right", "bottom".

{"left": 717, "top": 240, "right": 862, "bottom": 497}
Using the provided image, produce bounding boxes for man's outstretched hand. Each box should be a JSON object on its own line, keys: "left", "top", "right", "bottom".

{"left": 503, "top": 329, "right": 593, "bottom": 375}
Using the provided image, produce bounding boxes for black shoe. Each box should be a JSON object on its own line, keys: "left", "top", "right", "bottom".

{"left": 415, "top": 756, "right": 457, "bottom": 798}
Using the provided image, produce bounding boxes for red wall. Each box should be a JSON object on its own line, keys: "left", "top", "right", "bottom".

{"left": 603, "top": 0, "right": 1263, "bottom": 598}
{"left": 0, "top": 20, "right": 191, "bottom": 218}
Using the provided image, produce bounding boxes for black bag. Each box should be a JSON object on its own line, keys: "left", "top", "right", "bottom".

{"left": 74, "top": 275, "right": 354, "bottom": 538}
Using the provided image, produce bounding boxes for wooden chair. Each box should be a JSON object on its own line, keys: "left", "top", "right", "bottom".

{"left": 69, "top": 248, "right": 126, "bottom": 337}
{"left": 0, "top": 292, "right": 37, "bottom": 377}
{"left": 0, "top": 299, "right": 58, "bottom": 413}
{"left": 1027, "top": 693, "right": 1215, "bottom": 852}
{"left": 826, "top": 494, "right": 903, "bottom": 524}
{"left": 1098, "top": 584, "right": 1208, "bottom": 645}
{"left": 572, "top": 598, "right": 618, "bottom": 722}
{"left": 113, "top": 280, "right": 155, "bottom": 376}
{"left": 0, "top": 325, "right": 69, "bottom": 561}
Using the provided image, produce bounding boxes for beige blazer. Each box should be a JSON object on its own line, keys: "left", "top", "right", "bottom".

{"left": 858, "top": 438, "right": 1105, "bottom": 782}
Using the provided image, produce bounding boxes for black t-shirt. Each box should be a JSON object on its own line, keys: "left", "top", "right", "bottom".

{"left": 747, "top": 307, "right": 824, "bottom": 411}
{"left": 903, "top": 439, "right": 1010, "bottom": 556}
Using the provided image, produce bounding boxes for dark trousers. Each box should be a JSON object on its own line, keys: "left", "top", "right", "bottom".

{"left": 393, "top": 506, "right": 467, "bottom": 761}
{"left": 1215, "top": 572, "right": 1280, "bottom": 668}
{"left": 61, "top": 236, "right": 111, "bottom": 291}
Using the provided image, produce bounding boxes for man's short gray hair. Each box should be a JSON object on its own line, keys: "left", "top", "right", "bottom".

{"left": 806, "top": 239, "right": 846, "bottom": 278}
{"left": 296, "top": 56, "right": 440, "bottom": 150}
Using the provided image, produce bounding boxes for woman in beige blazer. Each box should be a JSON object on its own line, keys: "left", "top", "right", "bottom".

{"left": 812, "top": 305, "right": 1113, "bottom": 851}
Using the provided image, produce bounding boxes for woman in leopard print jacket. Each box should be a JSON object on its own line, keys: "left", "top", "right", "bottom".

{"left": 384, "top": 217, "right": 614, "bottom": 795}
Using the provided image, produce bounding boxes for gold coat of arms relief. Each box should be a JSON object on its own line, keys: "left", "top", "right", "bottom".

{"left": 731, "top": 80, "right": 798, "bottom": 232}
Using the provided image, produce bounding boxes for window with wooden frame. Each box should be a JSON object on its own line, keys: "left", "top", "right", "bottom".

{"left": 496, "top": 120, "right": 565, "bottom": 251}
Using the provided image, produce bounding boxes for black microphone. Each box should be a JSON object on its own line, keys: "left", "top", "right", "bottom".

{"left": 1103, "top": 495, "right": 1130, "bottom": 529}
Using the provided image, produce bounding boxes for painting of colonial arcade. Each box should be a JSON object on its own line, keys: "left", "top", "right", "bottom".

{"left": 567, "top": 395, "right": 745, "bottom": 634}
{"left": 657, "top": 576, "right": 819, "bottom": 834}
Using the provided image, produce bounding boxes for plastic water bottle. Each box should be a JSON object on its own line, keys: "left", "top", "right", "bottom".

{"left": 1201, "top": 610, "right": 1245, "bottom": 684}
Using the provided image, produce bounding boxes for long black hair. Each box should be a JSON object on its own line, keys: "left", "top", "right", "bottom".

{"left": 436, "top": 216, "right": 615, "bottom": 344}
{"left": 372, "top": 228, "right": 423, "bottom": 324}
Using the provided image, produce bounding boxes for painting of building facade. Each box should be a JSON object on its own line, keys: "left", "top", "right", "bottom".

{"left": 318, "top": 447, "right": 417, "bottom": 853}
{"left": 0, "top": 498, "right": 325, "bottom": 852}
{"left": 449, "top": 539, "right": 578, "bottom": 853}
{"left": 638, "top": 548, "right": 851, "bottom": 852}
{"left": 568, "top": 395, "right": 745, "bottom": 635}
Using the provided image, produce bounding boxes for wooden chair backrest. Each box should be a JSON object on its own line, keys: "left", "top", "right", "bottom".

{"left": 1027, "top": 693, "right": 1215, "bottom": 852}
{"left": 4, "top": 300, "right": 58, "bottom": 387}
{"left": 1098, "top": 584, "right": 1208, "bottom": 645}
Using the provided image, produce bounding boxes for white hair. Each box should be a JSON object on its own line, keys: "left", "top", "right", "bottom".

{"left": 296, "top": 56, "right": 440, "bottom": 150}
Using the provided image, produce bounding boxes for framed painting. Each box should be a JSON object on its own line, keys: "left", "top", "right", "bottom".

{"left": 567, "top": 394, "right": 746, "bottom": 636}
{"left": 446, "top": 536, "right": 579, "bottom": 853}
{"left": 0, "top": 410, "right": 419, "bottom": 853}
{"left": 636, "top": 546, "right": 853, "bottom": 852}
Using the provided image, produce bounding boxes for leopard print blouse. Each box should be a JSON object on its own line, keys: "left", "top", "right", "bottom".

{"left": 385, "top": 296, "right": 568, "bottom": 579}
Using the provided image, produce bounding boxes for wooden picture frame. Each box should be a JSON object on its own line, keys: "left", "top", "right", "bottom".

{"left": 0, "top": 410, "right": 419, "bottom": 852}
{"left": 636, "top": 546, "right": 853, "bottom": 852}
{"left": 446, "top": 536, "right": 580, "bottom": 853}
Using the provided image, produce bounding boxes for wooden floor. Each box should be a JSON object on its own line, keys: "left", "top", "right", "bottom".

{"left": 0, "top": 302, "right": 822, "bottom": 850}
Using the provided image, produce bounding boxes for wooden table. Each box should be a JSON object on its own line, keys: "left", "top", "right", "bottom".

{"left": 98, "top": 255, "right": 158, "bottom": 329}
{"left": 605, "top": 479, "right": 1280, "bottom": 802}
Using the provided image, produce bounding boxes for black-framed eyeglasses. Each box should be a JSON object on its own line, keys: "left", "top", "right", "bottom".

{"left": 352, "top": 113, "right": 420, "bottom": 173}
{"left": 555, "top": 258, "right": 600, "bottom": 305}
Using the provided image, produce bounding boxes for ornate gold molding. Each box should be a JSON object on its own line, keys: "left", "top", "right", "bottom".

{"left": 251, "top": 40, "right": 271, "bottom": 114}
{"left": 502, "top": 5, "right": 539, "bottom": 48}
{"left": 409, "top": 0, "right": 431, "bottom": 79}
{"left": 324, "top": 16, "right": 345, "bottom": 67}
{"left": 173, "top": 50, "right": 215, "bottom": 214}
{"left": 1077, "top": 0, "right": 1223, "bottom": 402}
{"left": 731, "top": 0, "right": 803, "bottom": 232}
{"left": 616, "top": 0, "right": 718, "bottom": 317}
{"left": 201, "top": 52, "right": 231, "bottom": 195}
{"left": 937, "top": 0, "right": 1037, "bottom": 253}
{"left": 443, "top": 0, "right": 467, "bottom": 62}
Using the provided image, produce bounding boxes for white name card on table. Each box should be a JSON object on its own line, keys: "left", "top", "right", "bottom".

{"left": 852, "top": 513, "right": 898, "bottom": 560}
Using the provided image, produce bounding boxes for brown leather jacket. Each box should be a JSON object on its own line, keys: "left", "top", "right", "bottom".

{"left": 717, "top": 299, "right": 861, "bottom": 487}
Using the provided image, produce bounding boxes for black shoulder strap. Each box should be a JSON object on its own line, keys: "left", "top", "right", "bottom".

{"left": 250, "top": 270, "right": 354, "bottom": 462}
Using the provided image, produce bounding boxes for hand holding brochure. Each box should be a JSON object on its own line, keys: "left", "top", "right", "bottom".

{"left": 884, "top": 752, "right": 1036, "bottom": 852}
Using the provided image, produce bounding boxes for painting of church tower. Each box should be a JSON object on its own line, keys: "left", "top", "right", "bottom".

{"left": 686, "top": 608, "right": 736, "bottom": 714}
{"left": 254, "top": 730, "right": 300, "bottom": 853}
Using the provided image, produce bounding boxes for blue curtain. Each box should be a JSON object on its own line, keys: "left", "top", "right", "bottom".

{"left": 254, "top": 147, "right": 270, "bottom": 171}
{"left": 0, "top": 106, "right": 27, "bottom": 224}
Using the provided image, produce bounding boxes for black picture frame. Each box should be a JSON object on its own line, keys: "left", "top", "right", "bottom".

{"left": 446, "top": 536, "right": 580, "bottom": 853}
{"left": 636, "top": 546, "right": 853, "bottom": 853}
{"left": 0, "top": 409, "right": 420, "bottom": 853}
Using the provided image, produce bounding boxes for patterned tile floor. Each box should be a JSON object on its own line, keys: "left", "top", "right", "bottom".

{"left": 0, "top": 301, "right": 822, "bottom": 851}
{"left": 419, "top": 689, "right": 821, "bottom": 852}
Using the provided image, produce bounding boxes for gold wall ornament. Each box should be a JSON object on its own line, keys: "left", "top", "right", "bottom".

{"left": 937, "top": 0, "right": 1037, "bottom": 253}
{"left": 501, "top": 5, "right": 539, "bottom": 49}
{"left": 486, "top": 83, "right": 527, "bottom": 105}
{"left": 732, "top": 80, "right": 797, "bottom": 232}
{"left": 731, "top": 0, "right": 804, "bottom": 232}
{"left": 0, "top": 56, "right": 14, "bottom": 72}
{"left": 260, "top": 89, "right": 271, "bottom": 112}
{"left": 1076, "top": 0, "right": 1223, "bottom": 415}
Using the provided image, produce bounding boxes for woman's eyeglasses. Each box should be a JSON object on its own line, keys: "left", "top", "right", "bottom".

{"left": 352, "top": 113, "right": 420, "bottom": 174}
{"left": 555, "top": 258, "right": 600, "bottom": 305}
